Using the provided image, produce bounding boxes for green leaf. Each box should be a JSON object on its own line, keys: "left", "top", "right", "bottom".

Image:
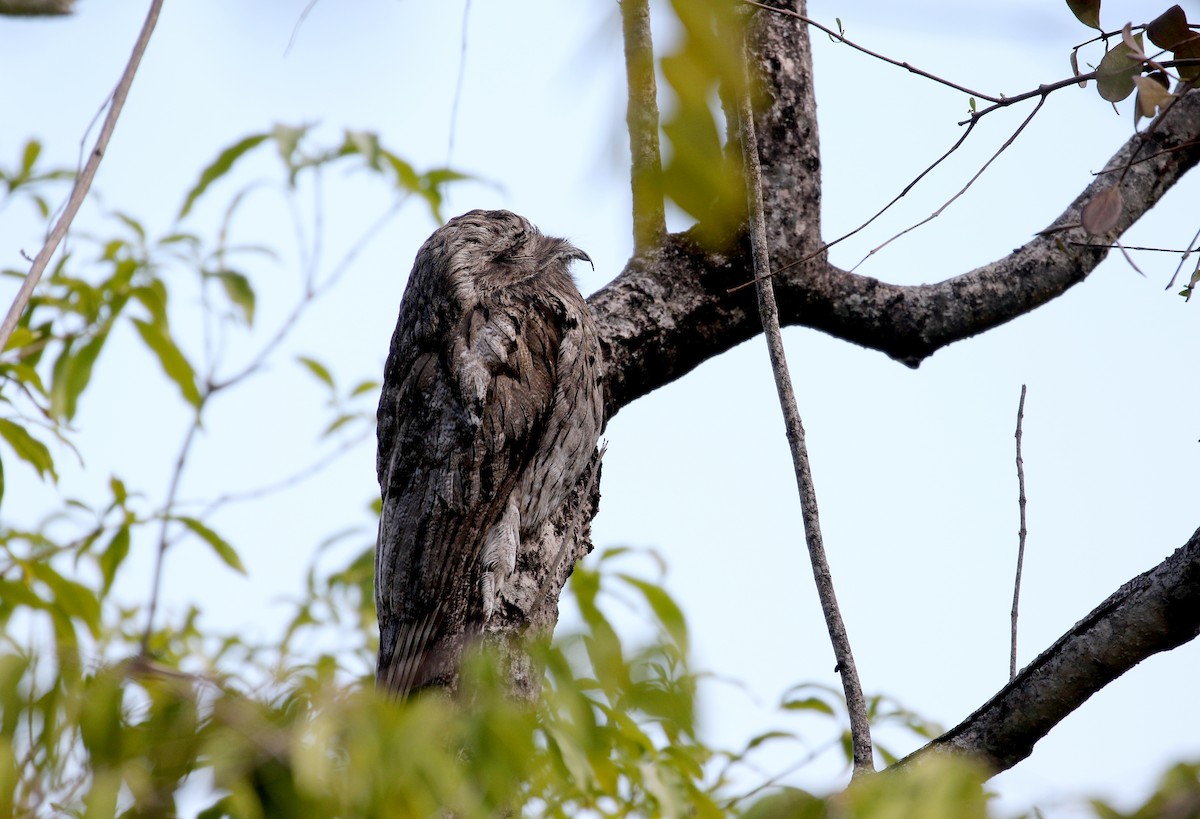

{"left": 1065, "top": 0, "right": 1101, "bottom": 29}
{"left": 178, "top": 133, "right": 269, "bottom": 219}
{"left": 131, "top": 318, "right": 203, "bottom": 409}
{"left": 98, "top": 525, "right": 130, "bottom": 595}
{"left": 344, "top": 129, "right": 382, "bottom": 170}
{"left": 131, "top": 280, "right": 169, "bottom": 326}
{"left": 297, "top": 355, "right": 335, "bottom": 390}
{"left": 31, "top": 561, "right": 101, "bottom": 637}
{"left": 20, "top": 139, "right": 41, "bottom": 177}
{"left": 58, "top": 329, "right": 109, "bottom": 421}
{"left": 781, "top": 696, "right": 836, "bottom": 715}
{"left": 214, "top": 270, "right": 256, "bottom": 325}
{"left": 1095, "top": 33, "right": 1144, "bottom": 102}
{"left": 349, "top": 379, "right": 380, "bottom": 397}
{"left": 322, "top": 413, "right": 356, "bottom": 437}
{"left": 0, "top": 417, "right": 57, "bottom": 481}
{"left": 0, "top": 454, "right": 5, "bottom": 514}
{"left": 176, "top": 516, "right": 246, "bottom": 574}
{"left": 617, "top": 574, "right": 688, "bottom": 653}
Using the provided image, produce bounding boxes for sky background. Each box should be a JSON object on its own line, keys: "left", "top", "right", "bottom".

{"left": 2, "top": 1, "right": 1199, "bottom": 816}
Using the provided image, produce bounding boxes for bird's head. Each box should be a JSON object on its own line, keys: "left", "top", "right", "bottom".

{"left": 435, "top": 209, "right": 591, "bottom": 288}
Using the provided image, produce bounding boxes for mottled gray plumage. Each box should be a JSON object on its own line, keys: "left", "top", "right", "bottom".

{"left": 375, "top": 209, "right": 604, "bottom": 697}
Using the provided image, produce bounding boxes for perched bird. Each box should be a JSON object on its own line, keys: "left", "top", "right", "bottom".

{"left": 375, "top": 209, "right": 604, "bottom": 697}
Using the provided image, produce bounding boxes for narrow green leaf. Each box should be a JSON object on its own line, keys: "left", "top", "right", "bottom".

{"left": 98, "top": 525, "right": 130, "bottom": 595}
{"left": 0, "top": 418, "right": 56, "bottom": 481}
{"left": 20, "top": 139, "right": 41, "bottom": 176}
{"left": 110, "top": 475, "right": 127, "bottom": 505}
{"left": 112, "top": 211, "right": 146, "bottom": 242}
{"left": 178, "top": 133, "right": 269, "bottom": 219}
{"left": 781, "top": 696, "right": 836, "bottom": 715}
{"left": 32, "top": 562, "right": 101, "bottom": 637}
{"left": 297, "top": 355, "right": 335, "bottom": 390}
{"left": 322, "top": 413, "right": 356, "bottom": 437}
{"left": 618, "top": 574, "right": 689, "bottom": 652}
{"left": 176, "top": 516, "right": 246, "bottom": 574}
{"left": 214, "top": 270, "right": 256, "bottom": 325}
{"left": 61, "top": 329, "right": 109, "bottom": 421}
{"left": 349, "top": 379, "right": 380, "bottom": 397}
{"left": 382, "top": 150, "right": 420, "bottom": 191}
{"left": 131, "top": 280, "right": 169, "bottom": 326}
{"left": 1065, "top": 0, "right": 1101, "bottom": 29}
{"left": 0, "top": 455, "right": 5, "bottom": 514}
{"left": 131, "top": 318, "right": 203, "bottom": 408}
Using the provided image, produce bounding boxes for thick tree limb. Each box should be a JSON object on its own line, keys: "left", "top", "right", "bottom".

{"left": 901, "top": 526, "right": 1200, "bottom": 774}
{"left": 590, "top": 86, "right": 1200, "bottom": 412}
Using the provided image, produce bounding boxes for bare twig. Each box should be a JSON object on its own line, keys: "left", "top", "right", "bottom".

{"left": 285, "top": 0, "right": 320, "bottom": 56}
{"left": 1010, "top": 384, "right": 1028, "bottom": 682}
{"left": 620, "top": 0, "right": 665, "bottom": 251}
{"left": 728, "top": 116, "right": 981, "bottom": 294}
{"left": 1165, "top": 223, "right": 1200, "bottom": 290}
{"left": 737, "top": 20, "right": 874, "bottom": 778}
{"left": 740, "top": 0, "right": 1001, "bottom": 103}
{"left": 0, "top": 0, "right": 163, "bottom": 352}
{"left": 141, "top": 416, "right": 201, "bottom": 652}
{"left": 851, "top": 95, "right": 1047, "bottom": 272}
{"left": 447, "top": 0, "right": 472, "bottom": 167}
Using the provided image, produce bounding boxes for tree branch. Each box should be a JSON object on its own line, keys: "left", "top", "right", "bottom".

{"left": 902, "top": 525, "right": 1200, "bottom": 774}
{"left": 0, "top": 0, "right": 163, "bottom": 351}
{"left": 736, "top": 17, "right": 873, "bottom": 777}
{"left": 620, "top": 0, "right": 665, "bottom": 252}
{"left": 591, "top": 88, "right": 1200, "bottom": 413}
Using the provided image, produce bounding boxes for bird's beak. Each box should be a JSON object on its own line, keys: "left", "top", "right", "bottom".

{"left": 566, "top": 246, "right": 593, "bottom": 270}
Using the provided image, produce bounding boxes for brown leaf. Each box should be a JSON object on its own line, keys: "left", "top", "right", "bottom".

{"left": 1081, "top": 185, "right": 1122, "bottom": 235}
{"left": 1065, "top": 0, "right": 1101, "bottom": 30}
{"left": 1132, "top": 74, "right": 1174, "bottom": 120}
{"left": 1173, "top": 35, "right": 1200, "bottom": 81}
{"left": 1120, "top": 22, "right": 1146, "bottom": 58}
{"left": 1147, "top": 5, "right": 1190, "bottom": 50}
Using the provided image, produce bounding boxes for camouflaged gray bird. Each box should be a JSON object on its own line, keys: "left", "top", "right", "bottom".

{"left": 374, "top": 210, "right": 604, "bottom": 698}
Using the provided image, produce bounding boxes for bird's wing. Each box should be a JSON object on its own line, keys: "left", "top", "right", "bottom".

{"left": 375, "top": 289, "right": 566, "bottom": 696}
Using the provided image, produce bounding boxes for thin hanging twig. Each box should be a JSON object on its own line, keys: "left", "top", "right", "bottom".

{"left": 1010, "top": 384, "right": 1028, "bottom": 682}
{"left": 736, "top": 17, "right": 874, "bottom": 778}
{"left": 620, "top": 0, "right": 666, "bottom": 251}
{"left": 0, "top": 0, "right": 164, "bottom": 352}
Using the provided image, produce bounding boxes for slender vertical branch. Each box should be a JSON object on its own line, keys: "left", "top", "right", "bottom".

{"left": 620, "top": 0, "right": 665, "bottom": 252}
{"left": 736, "top": 18, "right": 874, "bottom": 778}
{"left": 141, "top": 415, "right": 201, "bottom": 653}
{"left": 0, "top": 0, "right": 163, "bottom": 352}
{"left": 1010, "top": 384, "right": 1029, "bottom": 682}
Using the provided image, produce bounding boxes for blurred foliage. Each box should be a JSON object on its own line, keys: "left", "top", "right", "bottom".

{"left": 658, "top": 0, "right": 748, "bottom": 244}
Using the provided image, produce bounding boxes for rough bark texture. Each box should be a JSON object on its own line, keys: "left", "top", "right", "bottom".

{"left": 902, "top": 528, "right": 1200, "bottom": 773}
